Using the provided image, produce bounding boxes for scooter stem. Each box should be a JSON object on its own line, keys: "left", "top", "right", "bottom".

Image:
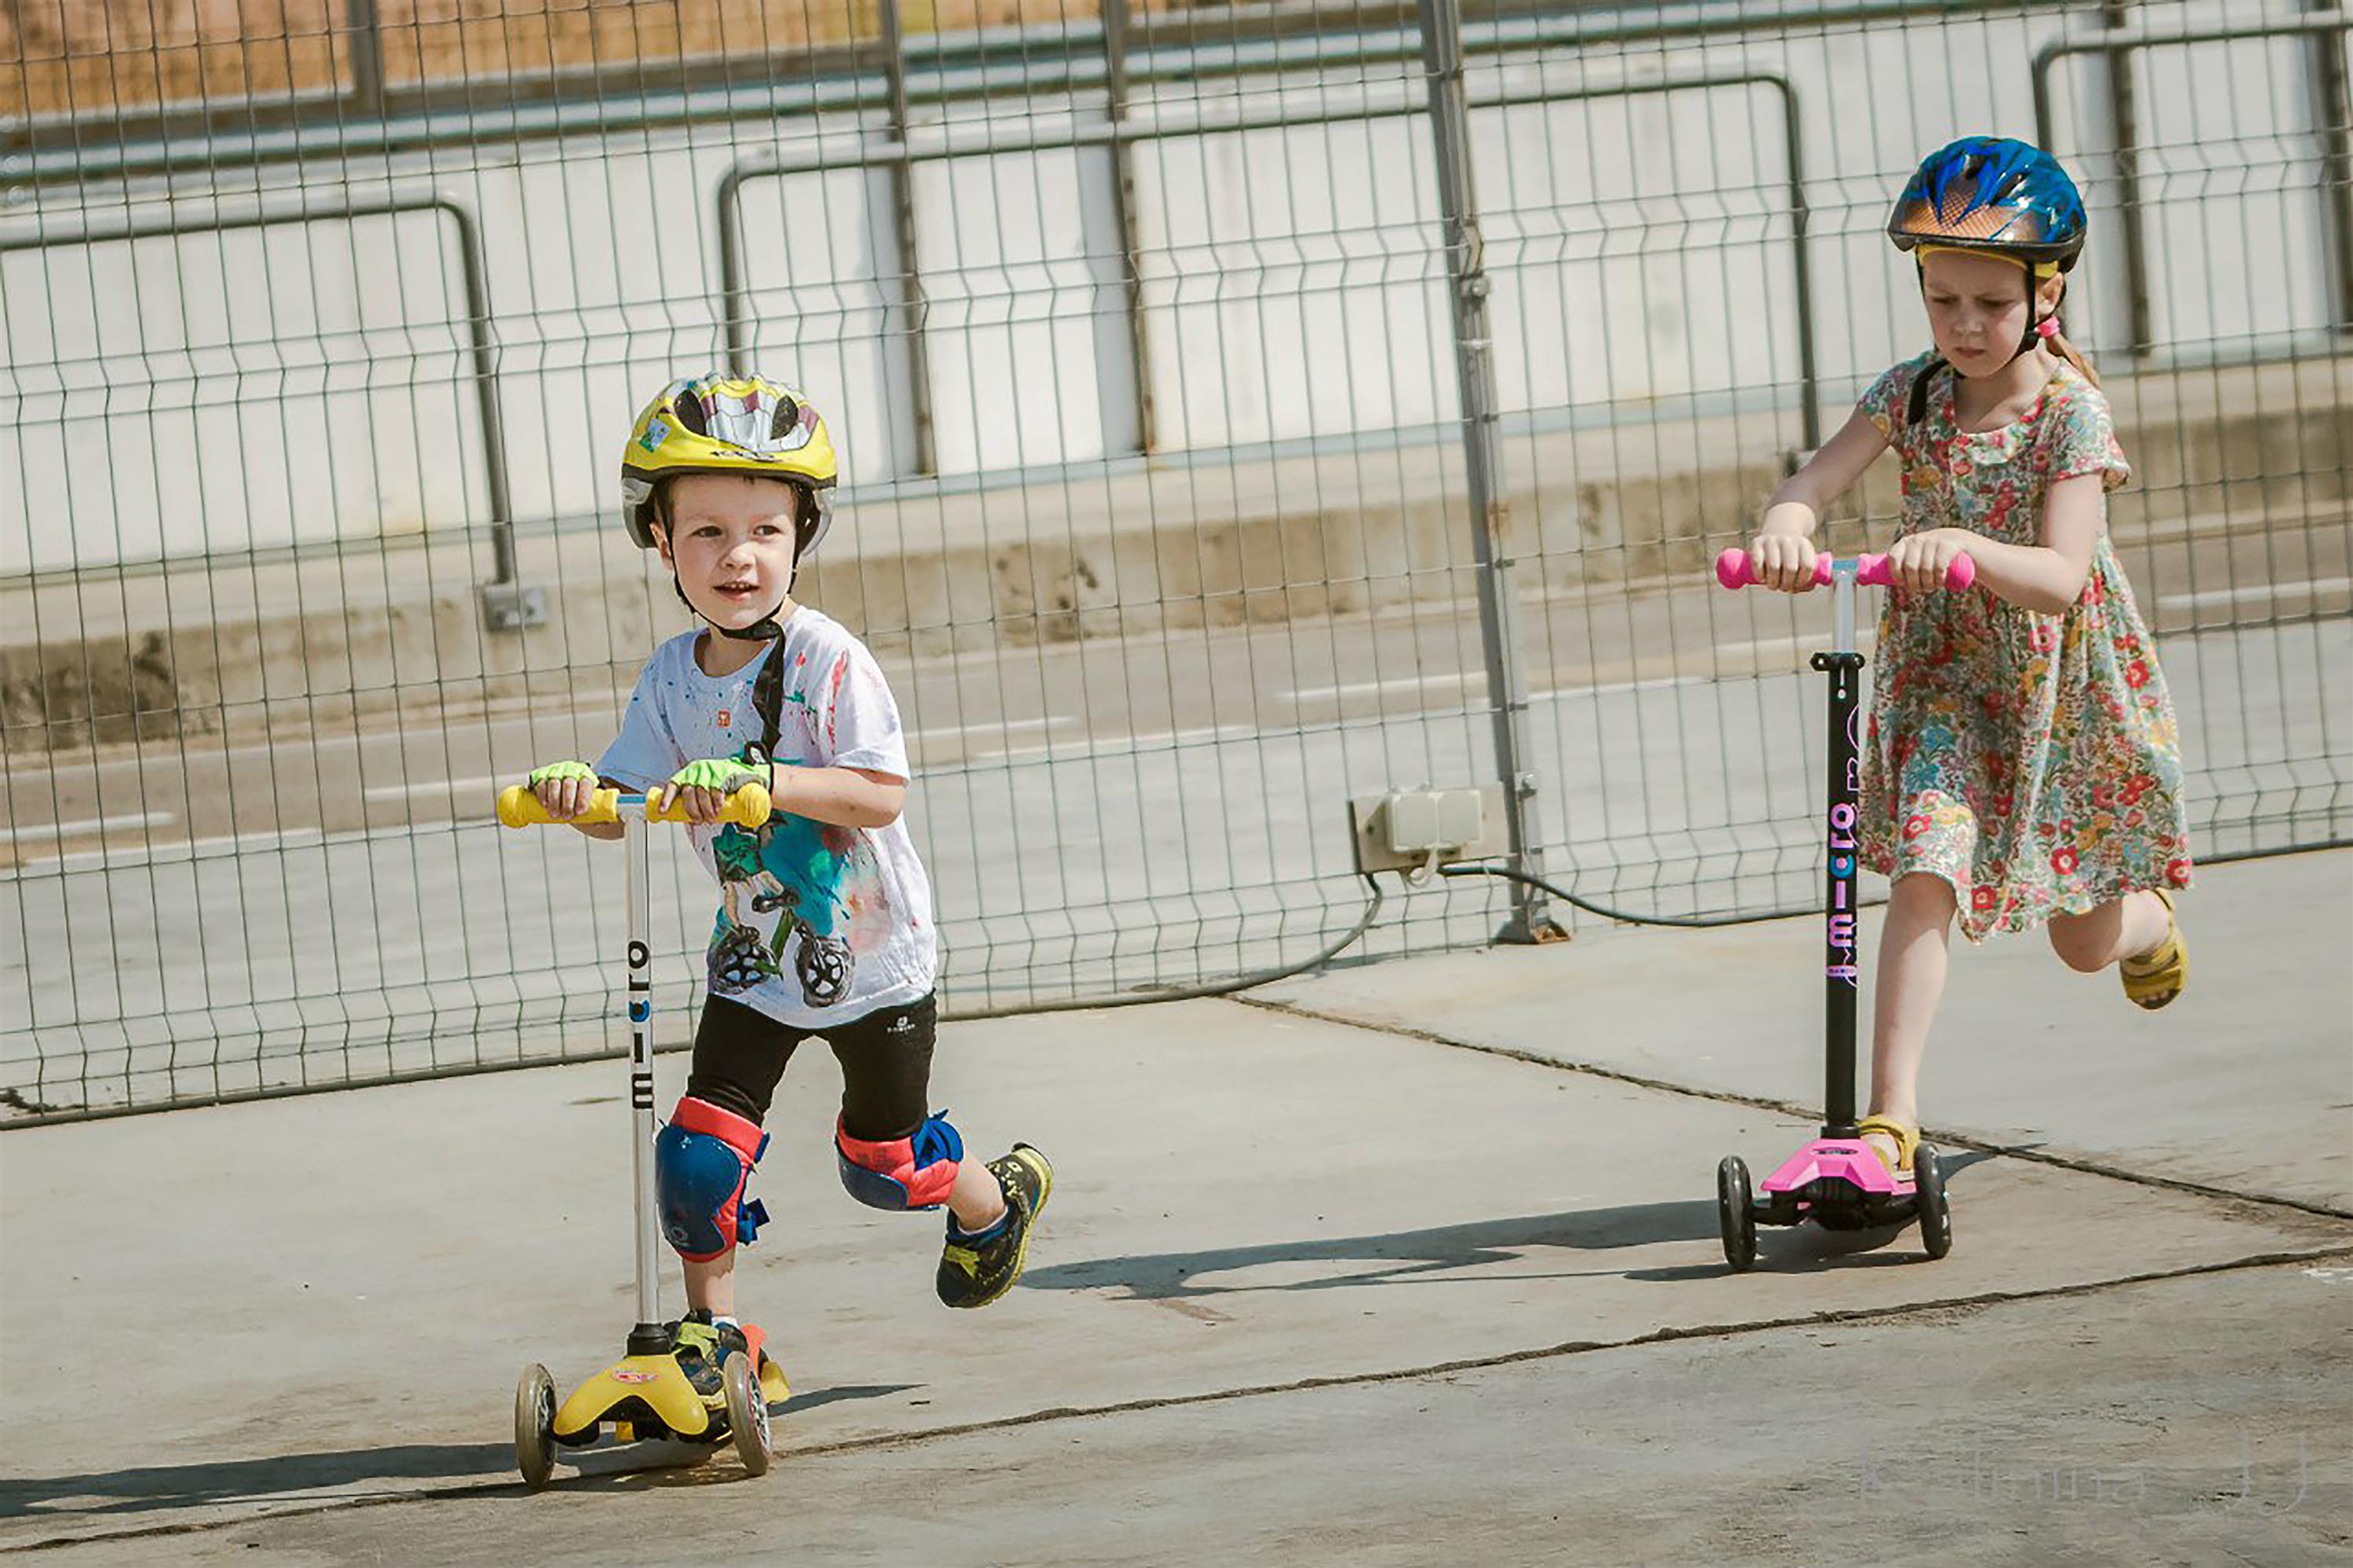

{"left": 1816, "top": 559, "right": 1864, "bottom": 1135}
{"left": 624, "top": 806, "right": 664, "bottom": 1344}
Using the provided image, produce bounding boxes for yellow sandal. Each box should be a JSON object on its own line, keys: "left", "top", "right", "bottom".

{"left": 1855, "top": 1115, "right": 1919, "bottom": 1176}
{"left": 2119, "top": 888, "right": 2187, "bottom": 1011}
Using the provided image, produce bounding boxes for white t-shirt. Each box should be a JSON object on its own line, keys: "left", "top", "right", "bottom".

{"left": 597, "top": 609, "right": 937, "bottom": 1031}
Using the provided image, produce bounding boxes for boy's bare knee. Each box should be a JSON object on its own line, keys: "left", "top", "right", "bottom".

{"left": 2046, "top": 916, "right": 2109, "bottom": 973}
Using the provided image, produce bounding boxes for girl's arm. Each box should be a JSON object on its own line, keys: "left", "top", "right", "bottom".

{"left": 1885, "top": 471, "right": 2104, "bottom": 612}
{"left": 1748, "top": 409, "right": 1891, "bottom": 591}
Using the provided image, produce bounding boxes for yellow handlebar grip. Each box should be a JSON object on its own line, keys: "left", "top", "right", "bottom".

{"left": 723, "top": 780, "right": 773, "bottom": 828}
{"left": 496, "top": 784, "right": 622, "bottom": 828}
{"left": 644, "top": 780, "right": 773, "bottom": 828}
{"left": 498, "top": 780, "right": 769, "bottom": 828}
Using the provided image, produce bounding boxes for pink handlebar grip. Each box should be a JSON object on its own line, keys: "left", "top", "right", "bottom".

{"left": 1715, "top": 548, "right": 1975, "bottom": 592}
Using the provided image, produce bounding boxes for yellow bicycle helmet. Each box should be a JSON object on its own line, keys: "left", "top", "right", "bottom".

{"left": 620, "top": 375, "right": 842, "bottom": 764}
{"left": 620, "top": 374, "right": 838, "bottom": 555}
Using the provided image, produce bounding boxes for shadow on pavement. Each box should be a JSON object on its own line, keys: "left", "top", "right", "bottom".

{"left": 1024, "top": 1155, "right": 2012, "bottom": 1298}
{"left": 1022, "top": 1199, "right": 1722, "bottom": 1299}
{"left": 0, "top": 1384, "right": 918, "bottom": 1520}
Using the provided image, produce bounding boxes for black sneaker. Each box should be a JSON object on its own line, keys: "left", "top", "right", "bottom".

{"left": 671, "top": 1309, "right": 749, "bottom": 1404}
{"left": 936, "top": 1144, "right": 1053, "bottom": 1309}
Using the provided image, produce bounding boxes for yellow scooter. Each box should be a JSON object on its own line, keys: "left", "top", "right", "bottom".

{"left": 497, "top": 781, "right": 792, "bottom": 1488}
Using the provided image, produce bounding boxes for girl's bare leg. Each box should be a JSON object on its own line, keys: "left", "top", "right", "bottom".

{"left": 2046, "top": 890, "right": 2170, "bottom": 973}
{"left": 1866, "top": 873, "right": 1958, "bottom": 1162}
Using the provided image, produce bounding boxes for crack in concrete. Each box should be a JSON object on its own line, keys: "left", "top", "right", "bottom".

{"left": 8, "top": 1241, "right": 2349, "bottom": 1555}
{"left": 1235, "top": 993, "right": 2353, "bottom": 1223}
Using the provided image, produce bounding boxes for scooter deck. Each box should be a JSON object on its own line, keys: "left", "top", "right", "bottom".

{"left": 551, "top": 1348, "right": 790, "bottom": 1446}
{"left": 1751, "top": 1136, "right": 1918, "bottom": 1230}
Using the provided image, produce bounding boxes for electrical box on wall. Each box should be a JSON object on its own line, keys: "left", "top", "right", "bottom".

{"left": 1349, "top": 784, "right": 1508, "bottom": 875}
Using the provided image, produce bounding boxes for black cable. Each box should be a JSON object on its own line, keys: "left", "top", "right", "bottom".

{"left": 1435, "top": 861, "right": 1812, "bottom": 929}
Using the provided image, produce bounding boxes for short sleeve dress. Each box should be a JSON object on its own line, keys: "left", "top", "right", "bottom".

{"left": 1853, "top": 351, "right": 2194, "bottom": 941}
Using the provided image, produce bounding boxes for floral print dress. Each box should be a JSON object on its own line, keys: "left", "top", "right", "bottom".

{"left": 1855, "top": 351, "right": 2193, "bottom": 941}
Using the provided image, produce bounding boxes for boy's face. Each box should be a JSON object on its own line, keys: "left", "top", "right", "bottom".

{"left": 653, "top": 472, "right": 803, "bottom": 630}
{"left": 1920, "top": 249, "right": 2060, "bottom": 377}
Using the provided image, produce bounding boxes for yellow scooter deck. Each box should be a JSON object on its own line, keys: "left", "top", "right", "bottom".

{"left": 551, "top": 1350, "right": 789, "bottom": 1444}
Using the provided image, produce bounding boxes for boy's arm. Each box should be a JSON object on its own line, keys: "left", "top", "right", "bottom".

{"left": 771, "top": 765, "right": 906, "bottom": 829}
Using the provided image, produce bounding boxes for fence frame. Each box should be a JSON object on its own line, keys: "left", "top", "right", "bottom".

{"left": 0, "top": 185, "right": 541, "bottom": 626}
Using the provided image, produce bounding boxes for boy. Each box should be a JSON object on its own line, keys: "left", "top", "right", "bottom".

{"left": 528, "top": 375, "right": 1050, "bottom": 1396}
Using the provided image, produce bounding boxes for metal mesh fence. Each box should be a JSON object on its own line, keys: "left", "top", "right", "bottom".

{"left": 3, "top": 0, "right": 2347, "bottom": 1120}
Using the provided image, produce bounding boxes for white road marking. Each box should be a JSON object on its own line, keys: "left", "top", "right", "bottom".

{"left": 976, "top": 722, "right": 1262, "bottom": 763}
{"left": 915, "top": 715, "right": 1075, "bottom": 739}
{"left": 1284, "top": 671, "right": 1483, "bottom": 702}
{"left": 2158, "top": 577, "right": 2348, "bottom": 609}
{"left": 3, "top": 810, "right": 176, "bottom": 843}
{"left": 363, "top": 773, "right": 505, "bottom": 803}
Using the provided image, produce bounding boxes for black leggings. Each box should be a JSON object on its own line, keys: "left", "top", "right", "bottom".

{"left": 687, "top": 992, "right": 937, "bottom": 1141}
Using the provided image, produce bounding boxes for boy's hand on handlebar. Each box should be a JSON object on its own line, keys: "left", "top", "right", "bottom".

{"left": 660, "top": 758, "right": 766, "bottom": 824}
{"left": 1886, "top": 529, "right": 1972, "bottom": 595}
{"left": 527, "top": 760, "right": 599, "bottom": 820}
{"left": 1747, "top": 532, "right": 1819, "bottom": 593}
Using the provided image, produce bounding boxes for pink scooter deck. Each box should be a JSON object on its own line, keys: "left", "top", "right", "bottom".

{"left": 1758, "top": 1136, "right": 1915, "bottom": 1198}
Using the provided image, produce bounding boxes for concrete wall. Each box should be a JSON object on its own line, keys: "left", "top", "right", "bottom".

{"left": 3, "top": 0, "right": 2343, "bottom": 576}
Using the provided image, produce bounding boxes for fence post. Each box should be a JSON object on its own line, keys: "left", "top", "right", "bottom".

{"left": 346, "top": 0, "right": 384, "bottom": 118}
{"left": 879, "top": 0, "right": 936, "bottom": 475}
{"left": 1417, "top": 0, "right": 1562, "bottom": 943}
{"left": 2308, "top": 0, "right": 2353, "bottom": 330}
{"left": 2099, "top": 1, "right": 2155, "bottom": 357}
{"left": 1104, "top": 0, "right": 1157, "bottom": 453}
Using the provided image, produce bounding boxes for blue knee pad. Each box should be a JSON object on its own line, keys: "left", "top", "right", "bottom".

{"left": 835, "top": 1111, "right": 963, "bottom": 1210}
{"left": 654, "top": 1096, "right": 772, "bottom": 1261}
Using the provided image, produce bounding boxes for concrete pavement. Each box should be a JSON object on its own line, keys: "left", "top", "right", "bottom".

{"left": 2, "top": 849, "right": 2347, "bottom": 1564}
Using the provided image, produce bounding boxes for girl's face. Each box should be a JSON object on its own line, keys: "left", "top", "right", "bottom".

{"left": 1919, "top": 249, "right": 2060, "bottom": 377}
{"left": 653, "top": 471, "right": 802, "bottom": 631}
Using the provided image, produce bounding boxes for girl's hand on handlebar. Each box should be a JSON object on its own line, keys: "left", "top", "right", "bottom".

{"left": 528, "top": 760, "right": 599, "bottom": 821}
{"left": 1747, "top": 532, "right": 1819, "bottom": 593}
{"left": 1885, "top": 528, "right": 1973, "bottom": 595}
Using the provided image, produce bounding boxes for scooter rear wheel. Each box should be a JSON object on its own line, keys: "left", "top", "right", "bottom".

{"left": 515, "top": 1363, "right": 558, "bottom": 1490}
{"left": 1915, "top": 1144, "right": 1953, "bottom": 1260}
{"left": 723, "top": 1352, "right": 773, "bottom": 1477}
{"left": 1717, "top": 1155, "right": 1758, "bottom": 1272}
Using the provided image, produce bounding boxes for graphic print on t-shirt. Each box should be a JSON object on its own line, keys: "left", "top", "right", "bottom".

{"left": 708, "top": 810, "right": 895, "bottom": 1007}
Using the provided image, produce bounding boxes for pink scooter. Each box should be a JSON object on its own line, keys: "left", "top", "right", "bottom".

{"left": 1711, "top": 547, "right": 1973, "bottom": 1271}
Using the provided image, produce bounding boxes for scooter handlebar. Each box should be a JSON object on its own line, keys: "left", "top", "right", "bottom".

{"left": 496, "top": 780, "right": 773, "bottom": 829}
{"left": 1715, "top": 548, "right": 1976, "bottom": 592}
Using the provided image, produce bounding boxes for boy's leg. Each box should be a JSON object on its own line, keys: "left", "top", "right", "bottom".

{"left": 1864, "top": 872, "right": 1958, "bottom": 1168}
{"left": 820, "top": 995, "right": 1051, "bottom": 1309}
{"left": 664, "top": 996, "right": 802, "bottom": 1317}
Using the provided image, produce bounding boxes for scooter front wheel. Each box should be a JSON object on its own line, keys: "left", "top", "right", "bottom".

{"left": 1915, "top": 1144, "right": 1953, "bottom": 1260}
{"left": 515, "top": 1363, "right": 558, "bottom": 1490}
{"left": 1717, "top": 1155, "right": 1758, "bottom": 1272}
{"left": 723, "top": 1352, "right": 773, "bottom": 1477}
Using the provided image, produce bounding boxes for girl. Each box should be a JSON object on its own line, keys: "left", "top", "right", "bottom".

{"left": 1746, "top": 136, "right": 2192, "bottom": 1174}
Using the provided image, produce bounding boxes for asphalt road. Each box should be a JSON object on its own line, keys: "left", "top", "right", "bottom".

{"left": 3, "top": 528, "right": 2346, "bottom": 1111}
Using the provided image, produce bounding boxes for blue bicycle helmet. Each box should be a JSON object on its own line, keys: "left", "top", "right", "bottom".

{"left": 1889, "top": 136, "right": 2088, "bottom": 420}
{"left": 1888, "top": 136, "right": 2087, "bottom": 273}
